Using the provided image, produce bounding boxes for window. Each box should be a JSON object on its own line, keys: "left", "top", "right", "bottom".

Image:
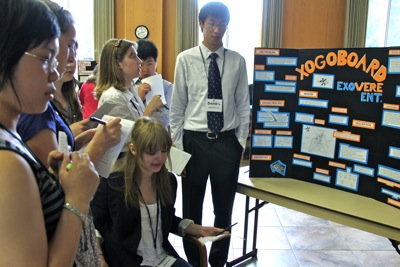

{"left": 198, "top": 0, "right": 263, "bottom": 82}
{"left": 366, "top": 0, "right": 400, "bottom": 47}
{"left": 53, "top": 0, "right": 94, "bottom": 60}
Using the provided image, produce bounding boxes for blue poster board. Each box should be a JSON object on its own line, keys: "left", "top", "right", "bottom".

{"left": 250, "top": 47, "right": 400, "bottom": 208}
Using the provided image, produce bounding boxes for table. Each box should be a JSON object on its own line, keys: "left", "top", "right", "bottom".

{"left": 227, "top": 166, "right": 400, "bottom": 266}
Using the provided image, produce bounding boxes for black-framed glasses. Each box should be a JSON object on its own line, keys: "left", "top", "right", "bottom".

{"left": 205, "top": 21, "right": 228, "bottom": 30}
{"left": 24, "top": 52, "right": 59, "bottom": 73}
{"left": 114, "top": 39, "right": 123, "bottom": 48}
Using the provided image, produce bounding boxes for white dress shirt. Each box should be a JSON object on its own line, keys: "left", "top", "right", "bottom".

{"left": 170, "top": 43, "right": 250, "bottom": 150}
{"left": 98, "top": 86, "right": 145, "bottom": 153}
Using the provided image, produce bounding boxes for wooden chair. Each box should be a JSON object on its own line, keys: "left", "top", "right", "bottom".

{"left": 182, "top": 235, "right": 208, "bottom": 267}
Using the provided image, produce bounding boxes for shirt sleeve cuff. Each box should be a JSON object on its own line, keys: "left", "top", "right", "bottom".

{"left": 95, "top": 229, "right": 103, "bottom": 242}
{"left": 178, "top": 219, "right": 194, "bottom": 237}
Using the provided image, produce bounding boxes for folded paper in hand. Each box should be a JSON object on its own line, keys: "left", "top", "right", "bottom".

{"left": 141, "top": 74, "right": 167, "bottom": 105}
{"left": 166, "top": 146, "right": 191, "bottom": 175}
{"left": 198, "top": 234, "right": 230, "bottom": 246}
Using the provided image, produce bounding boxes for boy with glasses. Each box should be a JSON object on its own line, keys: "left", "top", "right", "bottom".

{"left": 170, "top": 2, "right": 250, "bottom": 266}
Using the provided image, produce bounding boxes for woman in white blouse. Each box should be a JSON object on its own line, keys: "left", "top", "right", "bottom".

{"left": 95, "top": 38, "right": 163, "bottom": 121}
{"left": 95, "top": 39, "right": 163, "bottom": 166}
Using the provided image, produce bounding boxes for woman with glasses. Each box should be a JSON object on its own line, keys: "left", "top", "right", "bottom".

{"left": 0, "top": 0, "right": 99, "bottom": 265}
{"left": 15, "top": 2, "right": 122, "bottom": 264}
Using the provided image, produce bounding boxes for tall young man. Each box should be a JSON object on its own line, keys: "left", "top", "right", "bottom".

{"left": 170, "top": 2, "right": 250, "bottom": 266}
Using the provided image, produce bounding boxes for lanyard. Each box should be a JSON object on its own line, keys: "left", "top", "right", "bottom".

{"left": 139, "top": 190, "right": 160, "bottom": 250}
{"left": 130, "top": 97, "right": 144, "bottom": 116}
{"left": 123, "top": 87, "right": 144, "bottom": 116}
{"left": 199, "top": 46, "right": 226, "bottom": 80}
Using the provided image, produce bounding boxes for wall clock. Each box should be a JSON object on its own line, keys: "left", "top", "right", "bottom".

{"left": 135, "top": 25, "right": 149, "bottom": 39}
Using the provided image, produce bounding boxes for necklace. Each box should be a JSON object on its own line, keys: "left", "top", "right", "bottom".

{"left": 130, "top": 98, "right": 144, "bottom": 116}
{"left": 138, "top": 189, "right": 160, "bottom": 250}
{"left": 122, "top": 88, "right": 144, "bottom": 116}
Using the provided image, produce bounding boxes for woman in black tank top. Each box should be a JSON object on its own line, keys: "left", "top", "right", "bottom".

{"left": 0, "top": 1, "right": 100, "bottom": 266}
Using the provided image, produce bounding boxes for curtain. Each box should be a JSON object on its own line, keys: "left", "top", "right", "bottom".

{"left": 175, "top": 0, "right": 198, "bottom": 56}
{"left": 344, "top": 0, "right": 369, "bottom": 48}
{"left": 94, "top": 0, "right": 114, "bottom": 60}
{"left": 261, "top": 0, "right": 283, "bottom": 48}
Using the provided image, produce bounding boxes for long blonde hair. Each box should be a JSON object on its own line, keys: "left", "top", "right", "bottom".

{"left": 123, "top": 117, "right": 173, "bottom": 208}
{"left": 95, "top": 38, "right": 137, "bottom": 100}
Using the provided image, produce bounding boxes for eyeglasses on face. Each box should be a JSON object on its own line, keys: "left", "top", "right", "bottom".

{"left": 24, "top": 52, "right": 59, "bottom": 73}
{"left": 205, "top": 21, "right": 228, "bottom": 30}
{"left": 68, "top": 41, "right": 78, "bottom": 54}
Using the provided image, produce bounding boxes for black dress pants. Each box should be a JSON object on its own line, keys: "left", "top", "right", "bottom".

{"left": 182, "top": 130, "right": 242, "bottom": 267}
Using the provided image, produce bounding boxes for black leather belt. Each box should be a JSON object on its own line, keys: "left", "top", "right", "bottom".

{"left": 184, "top": 129, "right": 235, "bottom": 139}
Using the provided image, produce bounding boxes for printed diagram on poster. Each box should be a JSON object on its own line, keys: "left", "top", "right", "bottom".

{"left": 250, "top": 47, "right": 400, "bottom": 209}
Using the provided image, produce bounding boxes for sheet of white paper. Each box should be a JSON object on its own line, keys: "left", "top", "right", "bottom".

{"left": 57, "top": 131, "right": 69, "bottom": 154}
{"left": 86, "top": 102, "right": 118, "bottom": 128}
{"left": 198, "top": 234, "right": 230, "bottom": 245}
{"left": 166, "top": 146, "right": 191, "bottom": 175}
{"left": 141, "top": 74, "right": 167, "bottom": 105}
{"left": 80, "top": 115, "right": 135, "bottom": 178}
{"left": 155, "top": 255, "right": 176, "bottom": 267}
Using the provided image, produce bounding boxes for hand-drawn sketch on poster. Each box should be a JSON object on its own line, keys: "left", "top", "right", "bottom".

{"left": 301, "top": 124, "right": 336, "bottom": 159}
{"left": 335, "top": 167, "right": 359, "bottom": 191}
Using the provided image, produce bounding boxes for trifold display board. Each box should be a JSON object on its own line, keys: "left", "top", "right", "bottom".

{"left": 249, "top": 47, "right": 400, "bottom": 208}
{"left": 78, "top": 60, "right": 98, "bottom": 82}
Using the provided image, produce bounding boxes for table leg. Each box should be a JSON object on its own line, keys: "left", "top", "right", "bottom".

{"left": 226, "top": 196, "right": 267, "bottom": 266}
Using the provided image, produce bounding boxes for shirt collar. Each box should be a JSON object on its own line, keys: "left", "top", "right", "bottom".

{"left": 200, "top": 43, "right": 225, "bottom": 61}
{"left": 122, "top": 87, "right": 134, "bottom": 98}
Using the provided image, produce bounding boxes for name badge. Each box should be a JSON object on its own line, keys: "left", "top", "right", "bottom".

{"left": 206, "top": 99, "right": 223, "bottom": 112}
{"left": 156, "top": 255, "right": 177, "bottom": 267}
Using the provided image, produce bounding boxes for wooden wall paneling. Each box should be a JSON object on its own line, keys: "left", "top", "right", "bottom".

{"left": 114, "top": 0, "right": 165, "bottom": 73}
{"left": 114, "top": 0, "right": 125, "bottom": 41}
{"left": 114, "top": 0, "right": 348, "bottom": 81}
{"left": 162, "top": 0, "right": 177, "bottom": 82}
{"left": 282, "top": 0, "right": 346, "bottom": 49}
